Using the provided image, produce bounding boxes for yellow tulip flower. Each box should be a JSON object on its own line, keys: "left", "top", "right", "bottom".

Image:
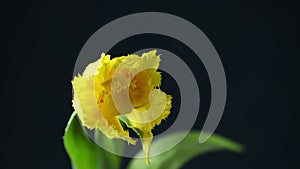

{"left": 71, "top": 50, "right": 172, "bottom": 164}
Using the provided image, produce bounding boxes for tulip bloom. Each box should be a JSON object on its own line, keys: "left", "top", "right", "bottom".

{"left": 71, "top": 50, "right": 172, "bottom": 164}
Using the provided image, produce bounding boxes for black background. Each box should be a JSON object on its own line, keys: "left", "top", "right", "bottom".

{"left": 3, "top": 0, "right": 299, "bottom": 169}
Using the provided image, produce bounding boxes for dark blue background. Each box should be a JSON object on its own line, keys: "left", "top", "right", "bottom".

{"left": 3, "top": 0, "right": 298, "bottom": 169}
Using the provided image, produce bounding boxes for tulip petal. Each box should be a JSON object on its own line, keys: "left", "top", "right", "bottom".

{"left": 72, "top": 59, "right": 136, "bottom": 144}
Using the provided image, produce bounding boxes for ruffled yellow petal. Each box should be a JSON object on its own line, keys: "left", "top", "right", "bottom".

{"left": 113, "top": 50, "right": 160, "bottom": 77}
{"left": 126, "top": 90, "right": 172, "bottom": 163}
{"left": 72, "top": 56, "right": 136, "bottom": 144}
{"left": 72, "top": 75, "right": 101, "bottom": 128}
{"left": 129, "top": 69, "right": 161, "bottom": 108}
{"left": 96, "top": 54, "right": 126, "bottom": 87}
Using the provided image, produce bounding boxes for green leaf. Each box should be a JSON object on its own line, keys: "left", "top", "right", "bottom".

{"left": 94, "top": 129, "right": 125, "bottom": 169}
{"left": 126, "top": 130, "right": 244, "bottom": 169}
{"left": 63, "top": 112, "right": 123, "bottom": 169}
{"left": 118, "top": 115, "right": 143, "bottom": 138}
